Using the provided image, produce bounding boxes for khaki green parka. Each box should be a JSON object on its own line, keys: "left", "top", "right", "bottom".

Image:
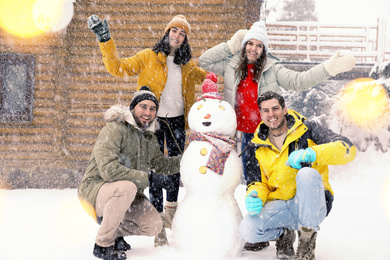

{"left": 78, "top": 105, "right": 181, "bottom": 220}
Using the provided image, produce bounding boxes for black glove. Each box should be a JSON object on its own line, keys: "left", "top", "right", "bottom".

{"left": 87, "top": 14, "right": 111, "bottom": 43}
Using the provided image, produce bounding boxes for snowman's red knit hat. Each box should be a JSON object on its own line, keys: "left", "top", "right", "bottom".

{"left": 197, "top": 73, "right": 222, "bottom": 101}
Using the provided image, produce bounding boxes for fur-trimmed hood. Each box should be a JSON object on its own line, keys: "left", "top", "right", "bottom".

{"left": 103, "top": 105, "right": 158, "bottom": 133}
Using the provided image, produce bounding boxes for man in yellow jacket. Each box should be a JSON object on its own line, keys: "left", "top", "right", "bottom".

{"left": 239, "top": 91, "right": 356, "bottom": 260}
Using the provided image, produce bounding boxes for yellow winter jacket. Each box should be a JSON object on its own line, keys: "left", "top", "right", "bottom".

{"left": 246, "top": 110, "right": 356, "bottom": 205}
{"left": 99, "top": 39, "right": 208, "bottom": 127}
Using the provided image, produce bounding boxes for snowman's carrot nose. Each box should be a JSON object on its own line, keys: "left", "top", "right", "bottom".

{"left": 204, "top": 114, "right": 211, "bottom": 119}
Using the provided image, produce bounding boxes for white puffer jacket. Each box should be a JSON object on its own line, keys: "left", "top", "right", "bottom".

{"left": 199, "top": 42, "right": 331, "bottom": 107}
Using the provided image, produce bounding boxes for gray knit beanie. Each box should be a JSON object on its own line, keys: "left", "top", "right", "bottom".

{"left": 129, "top": 86, "right": 159, "bottom": 110}
{"left": 241, "top": 21, "right": 269, "bottom": 52}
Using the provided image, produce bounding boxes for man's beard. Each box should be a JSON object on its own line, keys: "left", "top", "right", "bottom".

{"left": 133, "top": 113, "right": 151, "bottom": 130}
{"left": 269, "top": 116, "right": 287, "bottom": 131}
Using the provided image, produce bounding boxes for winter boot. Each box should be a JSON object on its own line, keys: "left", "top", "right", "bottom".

{"left": 293, "top": 226, "right": 317, "bottom": 260}
{"left": 276, "top": 228, "right": 296, "bottom": 259}
{"left": 93, "top": 243, "right": 127, "bottom": 260}
{"left": 164, "top": 201, "right": 178, "bottom": 229}
{"left": 154, "top": 212, "right": 169, "bottom": 247}
{"left": 114, "top": 237, "right": 131, "bottom": 251}
{"left": 242, "top": 241, "right": 270, "bottom": 251}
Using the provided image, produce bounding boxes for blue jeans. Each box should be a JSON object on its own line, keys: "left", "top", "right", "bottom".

{"left": 241, "top": 132, "right": 254, "bottom": 182}
{"left": 239, "top": 167, "right": 327, "bottom": 243}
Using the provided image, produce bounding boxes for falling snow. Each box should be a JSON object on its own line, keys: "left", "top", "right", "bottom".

{"left": 0, "top": 147, "right": 389, "bottom": 260}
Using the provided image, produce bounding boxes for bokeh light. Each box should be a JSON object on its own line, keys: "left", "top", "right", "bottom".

{"left": 338, "top": 78, "right": 390, "bottom": 132}
{"left": 383, "top": 175, "right": 390, "bottom": 220}
{"left": 33, "top": 0, "right": 74, "bottom": 33}
{"left": 53, "top": 197, "right": 95, "bottom": 245}
{"left": 0, "top": 191, "right": 3, "bottom": 227}
{"left": 0, "top": 0, "right": 74, "bottom": 38}
{"left": 0, "top": 0, "right": 45, "bottom": 38}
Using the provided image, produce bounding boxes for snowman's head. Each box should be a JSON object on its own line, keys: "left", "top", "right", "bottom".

{"left": 188, "top": 98, "right": 237, "bottom": 137}
{"left": 189, "top": 73, "right": 237, "bottom": 137}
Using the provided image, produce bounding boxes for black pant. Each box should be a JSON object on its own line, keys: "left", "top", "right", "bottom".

{"left": 149, "top": 115, "right": 185, "bottom": 212}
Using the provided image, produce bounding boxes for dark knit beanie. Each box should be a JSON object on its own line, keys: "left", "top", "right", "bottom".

{"left": 129, "top": 86, "right": 159, "bottom": 110}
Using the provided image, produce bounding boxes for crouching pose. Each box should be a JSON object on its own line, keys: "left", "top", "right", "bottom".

{"left": 239, "top": 91, "right": 356, "bottom": 260}
{"left": 78, "top": 86, "right": 181, "bottom": 260}
{"left": 86, "top": 14, "right": 208, "bottom": 246}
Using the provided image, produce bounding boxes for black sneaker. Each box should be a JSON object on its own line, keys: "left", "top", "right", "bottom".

{"left": 114, "top": 237, "right": 131, "bottom": 251}
{"left": 243, "top": 241, "right": 270, "bottom": 251}
{"left": 276, "top": 229, "right": 296, "bottom": 259}
{"left": 93, "top": 243, "right": 127, "bottom": 260}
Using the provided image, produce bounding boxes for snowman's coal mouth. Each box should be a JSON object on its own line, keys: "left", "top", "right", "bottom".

{"left": 202, "top": 122, "right": 211, "bottom": 126}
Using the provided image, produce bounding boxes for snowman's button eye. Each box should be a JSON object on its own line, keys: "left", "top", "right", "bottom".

{"left": 200, "top": 148, "right": 208, "bottom": 156}
{"left": 197, "top": 104, "right": 203, "bottom": 110}
{"left": 219, "top": 105, "right": 225, "bottom": 111}
{"left": 199, "top": 166, "right": 207, "bottom": 174}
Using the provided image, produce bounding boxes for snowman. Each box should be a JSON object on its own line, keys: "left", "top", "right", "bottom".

{"left": 172, "top": 73, "right": 244, "bottom": 260}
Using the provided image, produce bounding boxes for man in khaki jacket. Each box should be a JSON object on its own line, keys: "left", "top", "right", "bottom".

{"left": 87, "top": 15, "right": 208, "bottom": 246}
{"left": 78, "top": 86, "right": 181, "bottom": 260}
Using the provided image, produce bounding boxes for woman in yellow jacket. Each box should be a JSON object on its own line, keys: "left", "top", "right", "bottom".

{"left": 239, "top": 91, "right": 356, "bottom": 260}
{"left": 87, "top": 14, "right": 208, "bottom": 247}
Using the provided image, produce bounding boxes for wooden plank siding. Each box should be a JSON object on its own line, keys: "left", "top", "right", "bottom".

{"left": 0, "top": 0, "right": 246, "bottom": 189}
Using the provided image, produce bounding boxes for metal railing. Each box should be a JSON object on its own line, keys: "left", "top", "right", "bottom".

{"left": 266, "top": 19, "right": 388, "bottom": 64}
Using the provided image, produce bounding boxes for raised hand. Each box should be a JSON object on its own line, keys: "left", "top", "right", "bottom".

{"left": 324, "top": 51, "right": 356, "bottom": 76}
{"left": 87, "top": 14, "right": 111, "bottom": 43}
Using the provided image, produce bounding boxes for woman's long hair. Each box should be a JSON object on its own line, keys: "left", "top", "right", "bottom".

{"left": 236, "top": 42, "right": 267, "bottom": 83}
{"left": 152, "top": 29, "right": 192, "bottom": 65}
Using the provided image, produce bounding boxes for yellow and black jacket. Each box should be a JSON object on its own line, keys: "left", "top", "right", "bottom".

{"left": 246, "top": 110, "right": 356, "bottom": 215}
{"left": 98, "top": 39, "right": 208, "bottom": 128}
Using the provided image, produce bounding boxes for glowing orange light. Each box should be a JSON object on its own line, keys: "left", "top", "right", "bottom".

{"left": 0, "top": 0, "right": 45, "bottom": 38}
{"left": 54, "top": 197, "right": 95, "bottom": 244}
{"left": 79, "top": 198, "right": 97, "bottom": 222}
{"left": 338, "top": 78, "right": 390, "bottom": 131}
{"left": 0, "top": 0, "right": 74, "bottom": 38}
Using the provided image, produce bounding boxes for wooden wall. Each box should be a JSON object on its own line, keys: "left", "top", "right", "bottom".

{"left": 0, "top": 0, "right": 246, "bottom": 189}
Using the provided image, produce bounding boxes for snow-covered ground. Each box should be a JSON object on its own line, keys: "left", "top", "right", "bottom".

{"left": 0, "top": 148, "right": 389, "bottom": 260}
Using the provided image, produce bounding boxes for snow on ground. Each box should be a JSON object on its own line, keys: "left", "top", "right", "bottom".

{"left": 0, "top": 148, "right": 390, "bottom": 260}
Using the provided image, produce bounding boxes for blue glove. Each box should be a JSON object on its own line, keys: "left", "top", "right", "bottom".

{"left": 245, "top": 191, "right": 263, "bottom": 215}
{"left": 288, "top": 147, "right": 317, "bottom": 170}
{"left": 87, "top": 15, "right": 111, "bottom": 42}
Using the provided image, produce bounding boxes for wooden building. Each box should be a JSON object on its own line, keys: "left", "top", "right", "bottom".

{"left": 2, "top": 0, "right": 385, "bottom": 189}
{"left": 0, "top": 0, "right": 248, "bottom": 189}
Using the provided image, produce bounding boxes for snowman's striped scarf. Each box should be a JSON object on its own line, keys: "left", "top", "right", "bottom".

{"left": 188, "top": 132, "right": 235, "bottom": 175}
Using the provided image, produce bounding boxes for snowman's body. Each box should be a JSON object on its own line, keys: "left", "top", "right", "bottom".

{"left": 172, "top": 98, "right": 244, "bottom": 259}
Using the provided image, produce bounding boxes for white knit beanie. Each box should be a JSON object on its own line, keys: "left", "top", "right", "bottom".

{"left": 241, "top": 21, "right": 269, "bottom": 52}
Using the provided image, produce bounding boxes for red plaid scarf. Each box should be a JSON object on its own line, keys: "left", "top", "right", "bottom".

{"left": 188, "top": 132, "right": 235, "bottom": 175}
